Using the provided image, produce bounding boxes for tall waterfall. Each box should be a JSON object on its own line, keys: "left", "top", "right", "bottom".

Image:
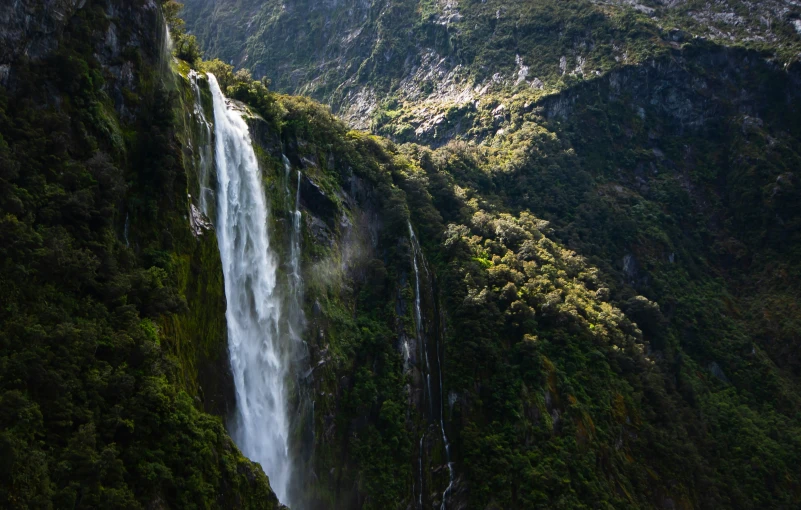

{"left": 207, "top": 73, "right": 293, "bottom": 504}
{"left": 409, "top": 223, "right": 454, "bottom": 509}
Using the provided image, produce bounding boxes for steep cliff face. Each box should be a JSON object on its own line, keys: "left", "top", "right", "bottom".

{"left": 182, "top": 0, "right": 801, "bottom": 136}
{"left": 181, "top": 0, "right": 657, "bottom": 129}
{"left": 0, "top": 1, "right": 280, "bottom": 507}
{"left": 532, "top": 44, "right": 801, "bottom": 377}
{"left": 1, "top": 0, "right": 86, "bottom": 68}
{"left": 4, "top": 0, "right": 801, "bottom": 509}
{"left": 186, "top": 55, "right": 801, "bottom": 509}
{"left": 177, "top": 1, "right": 801, "bottom": 509}
{"left": 236, "top": 89, "right": 430, "bottom": 509}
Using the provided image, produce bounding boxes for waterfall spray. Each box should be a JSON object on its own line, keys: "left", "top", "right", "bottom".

{"left": 207, "top": 73, "right": 293, "bottom": 504}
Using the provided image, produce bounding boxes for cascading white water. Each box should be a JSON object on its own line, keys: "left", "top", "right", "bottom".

{"left": 160, "top": 25, "right": 174, "bottom": 77}
{"left": 409, "top": 223, "right": 454, "bottom": 509}
{"left": 283, "top": 156, "right": 305, "bottom": 354}
{"left": 292, "top": 170, "right": 301, "bottom": 283}
{"left": 208, "top": 73, "right": 293, "bottom": 504}
{"left": 287, "top": 157, "right": 302, "bottom": 300}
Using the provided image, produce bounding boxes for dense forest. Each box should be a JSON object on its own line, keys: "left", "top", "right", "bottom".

{"left": 2, "top": 0, "right": 801, "bottom": 509}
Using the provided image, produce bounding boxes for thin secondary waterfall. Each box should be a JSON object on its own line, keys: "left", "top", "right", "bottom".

{"left": 286, "top": 156, "right": 303, "bottom": 304}
{"left": 291, "top": 169, "right": 301, "bottom": 288}
{"left": 409, "top": 222, "right": 433, "bottom": 416}
{"left": 409, "top": 222, "right": 454, "bottom": 509}
{"left": 189, "top": 70, "right": 214, "bottom": 216}
{"left": 436, "top": 333, "right": 454, "bottom": 510}
{"left": 283, "top": 155, "right": 306, "bottom": 363}
{"left": 418, "top": 433, "right": 425, "bottom": 509}
{"left": 123, "top": 213, "right": 130, "bottom": 247}
{"left": 207, "top": 73, "right": 293, "bottom": 504}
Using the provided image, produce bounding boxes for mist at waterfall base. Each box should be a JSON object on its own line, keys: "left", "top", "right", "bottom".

{"left": 206, "top": 73, "right": 294, "bottom": 505}
{"left": 190, "top": 73, "right": 449, "bottom": 508}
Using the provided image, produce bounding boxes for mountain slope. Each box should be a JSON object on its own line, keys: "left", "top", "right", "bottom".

{"left": 181, "top": 0, "right": 801, "bottom": 135}
{"left": 0, "top": 1, "right": 280, "bottom": 507}
{"left": 179, "top": 1, "right": 801, "bottom": 509}
{"left": 2, "top": 1, "right": 801, "bottom": 509}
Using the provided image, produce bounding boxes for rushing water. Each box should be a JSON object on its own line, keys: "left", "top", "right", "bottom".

{"left": 409, "top": 223, "right": 454, "bottom": 509}
{"left": 208, "top": 73, "right": 293, "bottom": 504}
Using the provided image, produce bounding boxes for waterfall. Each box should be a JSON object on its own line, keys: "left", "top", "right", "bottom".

{"left": 207, "top": 73, "right": 293, "bottom": 504}
{"left": 292, "top": 169, "right": 301, "bottom": 286}
{"left": 189, "top": 70, "right": 214, "bottom": 217}
{"left": 409, "top": 222, "right": 433, "bottom": 416}
{"left": 436, "top": 330, "right": 454, "bottom": 510}
{"left": 283, "top": 155, "right": 292, "bottom": 195}
{"left": 418, "top": 434, "right": 425, "bottom": 510}
{"left": 283, "top": 155, "right": 306, "bottom": 358}
{"left": 287, "top": 157, "right": 303, "bottom": 302}
{"left": 123, "top": 213, "right": 130, "bottom": 247}
{"left": 409, "top": 222, "right": 454, "bottom": 509}
{"left": 160, "top": 25, "right": 174, "bottom": 78}
{"left": 281, "top": 157, "right": 310, "bottom": 508}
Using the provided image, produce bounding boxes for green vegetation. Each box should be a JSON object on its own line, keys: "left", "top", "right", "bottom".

{"left": 184, "top": 22, "right": 801, "bottom": 510}
{"left": 180, "top": 0, "right": 664, "bottom": 115}
{"left": 164, "top": 0, "right": 204, "bottom": 66}
{"left": 4, "top": 0, "right": 801, "bottom": 509}
{"left": 181, "top": 0, "right": 801, "bottom": 141}
{"left": 0, "top": 1, "right": 279, "bottom": 508}
{"left": 208, "top": 56, "right": 801, "bottom": 505}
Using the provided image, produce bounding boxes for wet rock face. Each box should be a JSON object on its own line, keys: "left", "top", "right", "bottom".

{"left": 189, "top": 204, "right": 213, "bottom": 237}
{"left": 299, "top": 174, "right": 338, "bottom": 224}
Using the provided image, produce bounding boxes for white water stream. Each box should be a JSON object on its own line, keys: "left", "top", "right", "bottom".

{"left": 285, "top": 156, "right": 303, "bottom": 313}
{"left": 409, "top": 223, "right": 454, "bottom": 509}
{"left": 409, "top": 222, "right": 433, "bottom": 416}
{"left": 208, "top": 73, "right": 292, "bottom": 504}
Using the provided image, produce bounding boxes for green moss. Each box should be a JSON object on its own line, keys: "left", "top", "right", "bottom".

{"left": 0, "top": 3, "right": 280, "bottom": 507}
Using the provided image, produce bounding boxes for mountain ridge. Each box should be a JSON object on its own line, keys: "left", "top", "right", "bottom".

{"left": 176, "top": 1, "right": 801, "bottom": 508}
